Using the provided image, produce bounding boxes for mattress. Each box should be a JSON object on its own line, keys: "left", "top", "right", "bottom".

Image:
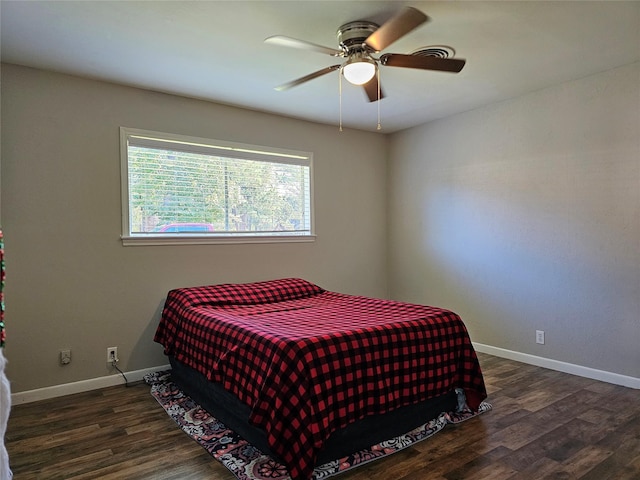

{"left": 168, "top": 355, "right": 458, "bottom": 465}
{"left": 154, "top": 278, "right": 486, "bottom": 480}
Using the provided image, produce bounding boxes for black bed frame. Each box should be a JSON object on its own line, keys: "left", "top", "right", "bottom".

{"left": 169, "top": 356, "right": 457, "bottom": 465}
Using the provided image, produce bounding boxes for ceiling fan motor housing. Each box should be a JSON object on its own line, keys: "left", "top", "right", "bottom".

{"left": 337, "top": 21, "right": 379, "bottom": 52}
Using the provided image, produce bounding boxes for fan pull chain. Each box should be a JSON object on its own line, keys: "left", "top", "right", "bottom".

{"left": 377, "top": 67, "right": 381, "bottom": 131}
{"left": 339, "top": 68, "right": 343, "bottom": 132}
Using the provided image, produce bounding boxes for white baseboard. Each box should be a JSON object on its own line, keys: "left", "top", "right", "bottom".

{"left": 473, "top": 343, "right": 640, "bottom": 390}
{"left": 10, "top": 345, "right": 640, "bottom": 404}
{"left": 10, "top": 364, "right": 170, "bottom": 405}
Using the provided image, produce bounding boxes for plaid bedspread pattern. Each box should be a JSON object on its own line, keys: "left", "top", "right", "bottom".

{"left": 154, "top": 278, "right": 486, "bottom": 480}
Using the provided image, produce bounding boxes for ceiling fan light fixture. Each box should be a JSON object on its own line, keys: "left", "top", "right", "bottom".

{"left": 342, "top": 57, "right": 376, "bottom": 85}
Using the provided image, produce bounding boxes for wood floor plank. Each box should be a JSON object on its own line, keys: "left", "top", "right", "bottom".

{"left": 6, "top": 353, "right": 640, "bottom": 479}
{"left": 559, "top": 445, "right": 615, "bottom": 479}
{"left": 463, "top": 462, "right": 519, "bottom": 480}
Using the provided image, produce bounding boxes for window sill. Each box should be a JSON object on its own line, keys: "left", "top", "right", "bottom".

{"left": 121, "top": 234, "right": 317, "bottom": 246}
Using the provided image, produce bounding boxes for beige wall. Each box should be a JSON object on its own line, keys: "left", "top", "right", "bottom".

{"left": 1, "top": 64, "right": 389, "bottom": 392}
{"left": 3, "top": 61, "right": 638, "bottom": 394}
{"left": 388, "top": 63, "right": 640, "bottom": 379}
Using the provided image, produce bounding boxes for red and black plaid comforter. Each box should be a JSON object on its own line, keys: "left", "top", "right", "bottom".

{"left": 154, "top": 278, "right": 486, "bottom": 480}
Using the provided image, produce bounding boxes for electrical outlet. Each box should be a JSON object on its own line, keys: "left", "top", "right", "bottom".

{"left": 60, "top": 349, "right": 71, "bottom": 365}
{"left": 107, "top": 347, "right": 118, "bottom": 364}
{"left": 536, "top": 330, "right": 545, "bottom": 345}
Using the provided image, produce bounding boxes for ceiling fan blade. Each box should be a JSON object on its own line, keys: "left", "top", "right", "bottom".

{"left": 274, "top": 65, "right": 341, "bottom": 91}
{"left": 362, "top": 76, "right": 385, "bottom": 102}
{"left": 265, "top": 35, "right": 344, "bottom": 57}
{"left": 365, "top": 7, "right": 429, "bottom": 52}
{"left": 380, "top": 53, "right": 466, "bottom": 73}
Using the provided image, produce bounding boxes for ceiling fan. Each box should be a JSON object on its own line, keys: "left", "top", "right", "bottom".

{"left": 264, "top": 7, "right": 466, "bottom": 103}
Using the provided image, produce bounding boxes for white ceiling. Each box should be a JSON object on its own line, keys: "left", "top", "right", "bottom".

{"left": 2, "top": 1, "right": 639, "bottom": 133}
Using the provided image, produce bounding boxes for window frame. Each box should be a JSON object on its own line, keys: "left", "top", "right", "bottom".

{"left": 120, "top": 127, "right": 315, "bottom": 246}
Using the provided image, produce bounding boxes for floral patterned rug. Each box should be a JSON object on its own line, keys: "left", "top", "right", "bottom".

{"left": 145, "top": 371, "right": 491, "bottom": 480}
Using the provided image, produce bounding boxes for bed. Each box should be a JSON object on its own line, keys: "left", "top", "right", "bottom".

{"left": 154, "top": 278, "right": 487, "bottom": 480}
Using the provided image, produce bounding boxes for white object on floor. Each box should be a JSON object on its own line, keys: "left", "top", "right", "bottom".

{"left": 0, "top": 350, "right": 12, "bottom": 480}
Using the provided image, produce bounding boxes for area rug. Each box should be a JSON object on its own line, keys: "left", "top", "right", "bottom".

{"left": 145, "top": 371, "right": 491, "bottom": 480}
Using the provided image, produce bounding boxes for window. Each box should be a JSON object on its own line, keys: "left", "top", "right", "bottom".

{"left": 120, "top": 127, "right": 314, "bottom": 245}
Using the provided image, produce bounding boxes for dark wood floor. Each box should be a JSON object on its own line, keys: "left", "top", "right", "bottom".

{"left": 6, "top": 353, "right": 640, "bottom": 479}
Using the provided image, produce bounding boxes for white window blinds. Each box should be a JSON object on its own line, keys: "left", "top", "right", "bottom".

{"left": 120, "top": 128, "right": 313, "bottom": 244}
